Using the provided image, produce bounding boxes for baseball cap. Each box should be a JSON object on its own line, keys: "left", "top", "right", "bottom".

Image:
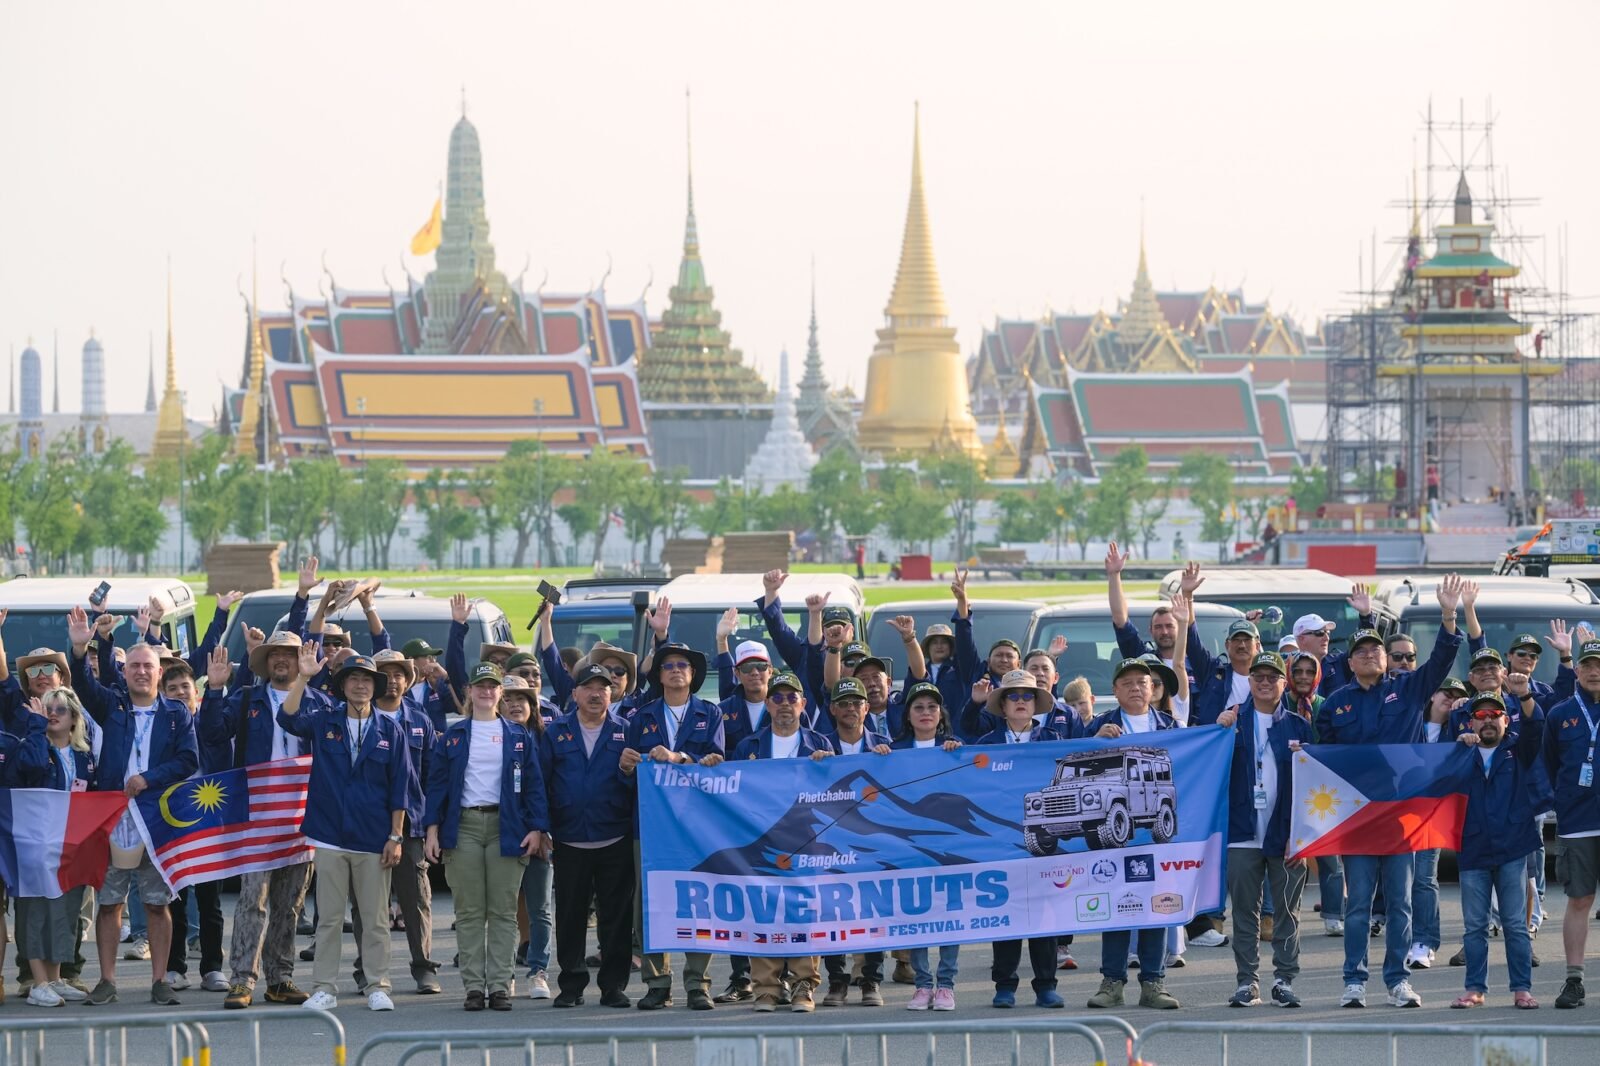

{"left": 468, "top": 662, "right": 504, "bottom": 686}
{"left": 1226, "top": 619, "right": 1261, "bottom": 640}
{"left": 734, "top": 640, "right": 770, "bottom": 667}
{"left": 821, "top": 606, "right": 852, "bottom": 626}
{"left": 1576, "top": 640, "right": 1600, "bottom": 664}
{"left": 903, "top": 680, "right": 943, "bottom": 705}
{"left": 989, "top": 638, "right": 1022, "bottom": 656}
{"left": 401, "top": 638, "right": 444, "bottom": 659}
{"left": 1113, "top": 657, "right": 1152, "bottom": 681}
{"left": 572, "top": 663, "right": 614, "bottom": 687}
{"left": 1349, "top": 629, "right": 1384, "bottom": 649}
{"left": 768, "top": 671, "right": 803, "bottom": 693}
{"left": 830, "top": 677, "right": 867, "bottom": 702}
{"left": 1469, "top": 691, "right": 1507, "bottom": 713}
{"left": 1292, "top": 614, "right": 1336, "bottom": 638}
{"left": 1508, "top": 633, "right": 1542, "bottom": 655}
{"left": 1248, "top": 651, "right": 1286, "bottom": 676}
{"left": 1276, "top": 635, "right": 1299, "bottom": 652}
{"left": 505, "top": 651, "right": 540, "bottom": 672}
{"left": 841, "top": 641, "right": 870, "bottom": 665}
{"left": 1438, "top": 676, "right": 1470, "bottom": 697}
{"left": 1470, "top": 647, "right": 1505, "bottom": 668}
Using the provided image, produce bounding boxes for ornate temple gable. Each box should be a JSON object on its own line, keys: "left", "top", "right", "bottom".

{"left": 1126, "top": 328, "right": 1199, "bottom": 373}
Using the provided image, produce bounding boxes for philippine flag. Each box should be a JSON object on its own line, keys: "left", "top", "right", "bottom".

{"left": 1289, "top": 743, "right": 1476, "bottom": 860}
{"left": 0, "top": 790, "right": 129, "bottom": 898}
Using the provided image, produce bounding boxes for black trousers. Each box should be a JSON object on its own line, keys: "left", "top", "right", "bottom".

{"left": 553, "top": 839, "right": 634, "bottom": 997}
{"left": 992, "top": 937, "right": 1057, "bottom": 993}
{"left": 825, "top": 951, "right": 884, "bottom": 983}
{"left": 167, "top": 882, "right": 225, "bottom": 977}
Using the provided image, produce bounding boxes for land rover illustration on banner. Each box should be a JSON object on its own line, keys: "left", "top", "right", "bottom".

{"left": 1022, "top": 746, "right": 1177, "bottom": 854}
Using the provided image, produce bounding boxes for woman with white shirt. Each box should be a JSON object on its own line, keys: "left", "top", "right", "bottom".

{"left": 423, "top": 663, "right": 548, "bottom": 1012}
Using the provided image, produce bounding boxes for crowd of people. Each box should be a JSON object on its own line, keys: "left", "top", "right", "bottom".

{"left": 0, "top": 551, "right": 1597, "bottom": 1019}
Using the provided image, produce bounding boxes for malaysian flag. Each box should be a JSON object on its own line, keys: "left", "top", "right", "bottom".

{"left": 131, "top": 757, "right": 313, "bottom": 893}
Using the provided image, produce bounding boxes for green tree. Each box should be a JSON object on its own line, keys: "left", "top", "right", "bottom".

{"left": 1067, "top": 482, "right": 1105, "bottom": 561}
{"left": 14, "top": 441, "right": 84, "bottom": 574}
{"left": 996, "top": 490, "right": 1036, "bottom": 544}
{"left": 807, "top": 447, "right": 866, "bottom": 560}
{"left": 271, "top": 457, "right": 341, "bottom": 561}
{"left": 1178, "top": 451, "right": 1235, "bottom": 561}
{"left": 1092, "top": 447, "right": 1154, "bottom": 547}
{"left": 498, "top": 441, "right": 571, "bottom": 569}
{"left": 571, "top": 447, "right": 638, "bottom": 565}
{"left": 0, "top": 443, "right": 19, "bottom": 558}
{"left": 415, "top": 469, "right": 478, "bottom": 570}
{"left": 229, "top": 464, "right": 268, "bottom": 543}
{"left": 1030, "top": 479, "right": 1079, "bottom": 561}
{"left": 619, "top": 465, "right": 664, "bottom": 563}
{"left": 467, "top": 465, "right": 509, "bottom": 569}
{"left": 696, "top": 478, "right": 750, "bottom": 537}
{"left": 1288, "top": 464, "right": 1329, "bottom": 517}
{"left": 923, "top": 451, "right": 988, "bottom": 562}
{"left": 116, "top": 495, "right": 169, "bottom": 572}
{"left": 357, "top": 459, "right": 409, "bottom": 569}
{"left": 876, "top": 464, "right": 945, "bottom": 553}
{"left": 751, "top": 484, "right": 813, "bottom": 533}
{"left": 183, "top": 434, "right": 247, "bottom": 559}
{"left": 556, "top": 502, "right": 597, "bottom": 565}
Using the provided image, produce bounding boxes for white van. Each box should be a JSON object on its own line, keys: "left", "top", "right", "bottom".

{"left": 0, "top": 576, "right": 199, "bottom": 667}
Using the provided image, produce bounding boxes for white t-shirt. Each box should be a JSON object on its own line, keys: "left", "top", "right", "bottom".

{"left": 913, "top": 738, "right": 938, "bottom": 749}
{"left": 744, "top": 700, "right": 766, "bottom": 732}
{"left": 462, "top": 719, "right": 503, "bottom": 807}
{"left": 836, "top": 736, "right": 865, "bottom": 755}
{"left": 126, "top": 702, "right": 157, "bottom": 783}
{"left": 1228, "top": 672, "right": 1252, "bottom": 708}
{"left": 1251, "top": 710, "right": 1279, "bottom": 847}
{"left": 578, "top": 720, "right": 604, "bottom": 757}
{"left": 662, "top": 703, "right": 689, "bottom": 749}
{"left": 1120, "top": 710, "right": 1155, "bottom": 734}
{"left": 1478, "top": 745, "right": 1498, "bottom": 777}
{"left": 345, "top": 715, "right": 371, "bottom": 764}
{"left": 1005, "top": 728, "right": 1033, "bottom": 744}
{"left": 266, "top": 686, "right": 299, "bottom": 761}
{"left": 1425, "top": 721, "right": 1443, "bottom": 742}
{"left": 770, "top": 731, "right": 802, "bottom": 759}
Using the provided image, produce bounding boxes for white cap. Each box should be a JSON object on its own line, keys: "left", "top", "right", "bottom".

{"left": 1277, "top": 635, "right": 1299, "bottom": 652}
{"left": 734, "top": 640, "right": 770, "bottom": 667}
{"left": 1292, "top": 613, "right": 1336, "bottom": 638}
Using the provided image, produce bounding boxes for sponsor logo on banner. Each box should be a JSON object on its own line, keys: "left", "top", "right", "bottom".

{"left": 1151, "top": 892, "right": 1184, "bottom": 914}
{"left": 1040, "top": 864, "right": 1085, "bottom": 889}
{"left": 1124, "top": 854, "right": 1156, "bottom": 883}
{"left": 1160, "top": 859, "right": 1204, "bottom": 872}
{"left": 1076, "top": 893, "right": 1111, "bottom": 922}
{"left": 1091, "top": 859, "right": 1118, "bottom": 883}
{"left": 1116, "top": 892, "right": 1146, "bottom": 917}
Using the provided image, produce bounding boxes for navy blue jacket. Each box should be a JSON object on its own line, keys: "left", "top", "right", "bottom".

{"left": 1457, "top": 709, "right": 1546, "bottom": 870}
{"left": 0, "top": 714, "right": 50, "bottom": 786}
{"left": 1223, "top": 706, "right": 1315, "bottom": 855}
{"left": 1315, "top": 612, "right": 1377, "bottom": 696}
{"left": 1113, "top": 620, "right": 1196, "bottom": 688}
{"left": 821, "top": 728, "right": 892, "bottom": 755}
{"left": 731, "top": 726, "right": 831, "bottom": 760}
{"left": 538, "top": 711, "right": 635, "bottom": 843}
{"left": 540, "top": 638, "right": 648, "bottom": 718}
{"left": 973, "top": 723, "right": 1073, "bottom": 745}
{"left": 755, "top": 596, "right": 822, "bottom": 704}
{"left": 71, "top": 652, "right": 197, "bottom": 793}
{"left": 1085, "top": 706, "right": 1180, "bottom": 737}
{"left": 199, "top": 683, "right": 317, "bottom": 770}
{"left": 277, "top": 702, "right": 411, "bottom": 853}
{"left": 1543, "top": 690, "right": 1600, "bottom": 838}
{"left": 1466, "top": 631, "right": 1575, "bottom": 711}
{"left": 1314, "top": 624, "right": 1463, "bottom": 744}
{"left": 960, "top": 696, "right": 1081, "bottom": 741}
{"left": 625, "top": 695, "right": 725, "bottom": 761}
{"left": 1185, "top": 624, "right": 1253, "bottom": 728}
{"left": 380, "top": 698, "right": 436, "bottom": 837}
{"left": 717, "top": 691, "right": 776, "bottom": 755}
{"left": 425, "top": 716, "right": 549, "bottom": 854}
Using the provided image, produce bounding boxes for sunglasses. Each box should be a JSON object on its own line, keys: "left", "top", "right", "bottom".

{"left": 1250, "top": 672, "right": 1283, "bottom": 683}
{"left": 1471, "top": 708, "right": 1506, "bottom": 721}
{"left": 601, "top": 665, "right": 629, "bottom": 678}
{"left": 768, "top": 691, "right": 803, "bottom": 705}
{"left": 1004, "top": 691, "right": 1037, "bottom": 702}
{"left": 1390, "top": 652, "right": 1417, "bottom": 663}
{"left": 25, "top": 664, "right": 60, "bottom": 678}
{"left": 737, "top": 662, "right": 771, "bottom": 674}
{"left": 659, "top": 661, "right": 693, "bottom": 672}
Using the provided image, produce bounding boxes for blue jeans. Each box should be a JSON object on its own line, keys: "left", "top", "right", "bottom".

{"left": 1411, "top": 849, "right": 1441, "bottom": 950}
{"left": 1100, "top": 928, "right": 1166, "bottom": 983}
{"left": 128, "top": 900, "right": 147, "bottom": 937}
{"left": 1341, "top": 854, "right": 1413, "bottom": 989}
{"left": 1317, "top": 855, "right": 1344, "bottom": 920}
{"left": 521, "top": 855, "right": 553, "bottom": 974}
{"left": 909, "top": 945, "right": 958, "bottom": 990}
{"left": 1461, "top": 860, "right": 1533, "bottom": 994}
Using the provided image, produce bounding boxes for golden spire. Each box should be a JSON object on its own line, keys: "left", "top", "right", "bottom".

{"left": 883, "top": 103, "right": 949, "bottom": 323}
{"left": 1117, "top": 220, "right": 1168, "bottom": 345}
{"left": 236, "top": 244, "right": 266, "bottom": 455}
{"left": 153, "top": 260, "right": 189, "bottom": 460}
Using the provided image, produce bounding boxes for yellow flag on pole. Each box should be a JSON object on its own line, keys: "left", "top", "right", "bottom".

{"left": 409, "top": 197, "right": 442, "bottom": 256}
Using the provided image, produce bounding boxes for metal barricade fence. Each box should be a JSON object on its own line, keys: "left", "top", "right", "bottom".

{"left": 0, "top": 1007, "right": 347, "bottom": 1066}
{"left": 351, "top": 1017, "right": 1141, "bottom": 1066}
{"left": 1131, "top": 1020, "right": 1600, "bottom": 1066}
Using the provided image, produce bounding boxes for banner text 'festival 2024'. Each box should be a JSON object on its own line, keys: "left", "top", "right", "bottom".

{"left": 640, "top": 728, "right": 1231, "bottom": 956}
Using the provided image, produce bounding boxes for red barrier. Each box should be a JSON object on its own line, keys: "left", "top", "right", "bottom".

{"left": 1305, "top": 544, "right": 1378, "bottom": 576}
{"left": 898, "top": 554, "right": 933, "bottom": 581}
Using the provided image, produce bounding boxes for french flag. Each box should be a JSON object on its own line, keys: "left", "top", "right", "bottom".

{"left": 0, "top": 790, "right": 129, "bottom": 898}
{"left": 1289, "top": 743, "right": 1477, "bottom": 860}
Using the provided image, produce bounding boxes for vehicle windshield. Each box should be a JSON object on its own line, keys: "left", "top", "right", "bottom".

{"left": 551, "top": 609, "right": 635, "bottom": 658}
{"left": 262, "top": 615, "right": 491, "bottom": 666}
{"left": 1399, "top": 613, "right": 1600, "bottom": 684}
{"left": 865, "top": 606, "right": 1038, "bottom": 663}
{"left": 1195, "top": 596, "right": 1361, "bottom": 646}
{"left": 2, "top": 610, "right": 192, "bottom": 666}
{"left": 1053, "top": 754, "right": 1126, "bottom": 782}
{"left": 665, "top": 607, "right": 852, "bottom": 698}
{"left": 1029, "top": 611, "right": 1236, "bottom": 697}
{"left": 223, "top": 600, "right": 297, "bottom": 661}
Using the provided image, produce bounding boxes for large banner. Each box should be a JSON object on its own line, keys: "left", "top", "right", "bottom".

{"left": 641, "top": 727, "right": 1232, "bottom": 955}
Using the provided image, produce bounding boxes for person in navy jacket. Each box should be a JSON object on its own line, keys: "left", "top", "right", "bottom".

{"left": 278, "top": 645, "right": 410, "bottom": 1013}
{"left": 1451, "top": 688, "right": 1544, "bottom": 1010}
{"left": 424, "top": 662, "right": 549, "bottom": 1012}
{"left": 715, "top": 636, "right": 775, "bottom": 755}
{"left": 1106, "top": 542, "right": 1189, "bottom": 682}
{"left": 541, "top": 663, "right": 637, "bottom": 1009}
{"left": 1312, "top": 574, "right": 1464, "bottom": 1010}
{"left": 973, "top": 669, "right": 1066, "bottom": 1010}
{"left": 1543, "top": 638, "right": 1600, "bottom": 1010}
{"left": 1216, "top": 651, "right": 1314, "bottom": 1009}
{"left": 625, "top": 642, "right": 725, "bottom": 1011}
{"left": 66, "top": 605, "right": 198, "bottom": 1008}
{"left": 753, "top": 570, "right": 833, "bottom": 709}
{"left": 1084, "top": 658, "right": 1181, "bottom": 1012}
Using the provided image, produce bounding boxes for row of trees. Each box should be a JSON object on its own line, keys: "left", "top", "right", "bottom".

{"left": 0, "top": 439, "right": 173, "bottom": 573}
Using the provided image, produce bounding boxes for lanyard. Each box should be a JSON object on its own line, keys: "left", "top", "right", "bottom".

{"left": 664, "top": 705, "right": 687, "bottom": 748}
{"left": 349, "top": 716, "right": 367, "bottom": 764}
{"left": 1576, "top": 689, "right": 1600, "bottom": 765}
{"left": 1254, "top": 713, "right": 1271, "bottom": 787}
{"left": 131, "top": 710, "right": 155, "bottom": 770}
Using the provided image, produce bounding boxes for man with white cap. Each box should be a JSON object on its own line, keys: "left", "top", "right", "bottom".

{"left": 1290, "top": 583, "right": 1376, "bottom": 697}
{"left": 715, "top": 631, "right": 775, "bottom": 754}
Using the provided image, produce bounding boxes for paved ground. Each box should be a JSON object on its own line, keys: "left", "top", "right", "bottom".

{"left": 3, "top": 885, "right": 1598, "bottom": 1065}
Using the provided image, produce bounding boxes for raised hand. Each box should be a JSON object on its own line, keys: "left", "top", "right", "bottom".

{"left": 357, "top": 581, "right": 382, "bottom": 611}
{"left": 147, "top": 597, "right": 166, "bottom": 626}
{"left": 1047, "top": 635, "right": 1068, "bottom": 658}
{"left": 296, "top": 642, "right": 325, "bottom": 680}
{"left": 297, "top": 556, "right": 320, "bottom": 596}
{"left": 1347, "top": 582, "right": 1373, "bottom": 616}
{"left": 207, "top": 645, "right": 232, "bottom": 688}
{"left": 889, "top": 615, "right": 917, "bottom": 643}
{"left": 134, "top": 604, "right": 152, "bottom": 634}
{"left": 1105, "top": 541, "right": 1129, "bottom": 576}
{"left": 1506, "top": 672, "right": 1532, "bottom": 698}
{"left": 648, "top": 597, "right": 673, "bottom": 639}
{"left": 1436, "top": 572, "right": 1464, "bottom": 613}
{"left": 1460, "top": 579, "right": 1479, "bottom": 612}
{"left": 1169, "top": 592, "right": 1191, "bottom": 628}
{"left": 26, "top": 696, "right": 46, "bottom": 719}
{"left": 950, "top": 568, "right": 969, "bottom": 604}
{"left": 715, "top": 607, "right": 739, "bottom": 641}
{"left": 1179, "top": 561, "right": 1205, "bottom": 595}
{"left": 1545, "top": 619, "right": 1573, "bottom": 656}
{"left": 215, "top": 590, "right": 243, "bottom": 613}
{"left": 243, "top": 626, "right": 266, "bottom": 653}
{"left": 971, "top": 677, "right": 993, "bottom": 706}
{"left": 762, "top": 569, "right": 787, "bottom": 601}
{"left": 804, "top": 591, "right": 830, "bottom": 612}
{"left": 450, "top": 593, "right": 470, "bottom": 625}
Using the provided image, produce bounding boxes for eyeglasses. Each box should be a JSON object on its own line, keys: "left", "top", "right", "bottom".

{"left": 1250, "top": 672, "right": 1283, "bottom": 683}
{"left": 1511, "top": 650, "right": 1541, "bottom": 660}
{"left": 602, "top": 665, "right": 629, "bottom": 678}
{"left": 1004, "top": 691, "right": 1037, "bottom": 702}
{"left": 1390, "top": 652, "right": 1417, "bottom": 663}
{"left": 737, "top": 662, "right": 771, "bottom": 674}
{"left": 24, "top": 664, "right": 60, "bottom": 679}
{"left": 659, "top": 661, "right": 693, "bottom": 672}
{"left": 1471, "top": 708, "right": 1506, "bottom": 721}
{"left": 768, "top": 691, "right": 802, "bottom": 705}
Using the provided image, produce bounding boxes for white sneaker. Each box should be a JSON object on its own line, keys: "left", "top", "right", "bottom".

{"left": 201, "top": 971, "right": 230, "bottom": 992}
{"left": 1341, "top": 982, "right": 1366, "bottom": 1008}
{"left": 1190, "top": 929, "right": 1228, "bottom": 948}
{"left": 1386, "top": 980, "right": 1421, "bottom": 1008}
{"left": 50, "top": 979, "right": 88, "bottom": 1002}
{"left": 368, "top": 990, "right": 395, "bottom": 1011}
{"left": 527, "top": 970, "right": 551, "bottom": 999}
{"left": 1325, "top": 918, "right": 1345, "bottom": 936}
{"left": 1406, "top": 944, "right": 1435, "bottom": 969}
{"left": 119, "top": 922, "right": 133, "bottom": 942}
{"left": 303, "top": 990, "right": 338, "bottom": 1010}
{"left": 123, "top": 936, "right": 150, "bottom": 961}
{"left": 27, "top": 984, "right": 65, "bottom": 1007}
{"left": 165, "top": 969, "right": 190, "bottom": 990}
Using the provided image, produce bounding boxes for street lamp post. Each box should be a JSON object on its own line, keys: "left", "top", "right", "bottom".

{"left": 357, "top": 396, "right": 368, "bottom": 464}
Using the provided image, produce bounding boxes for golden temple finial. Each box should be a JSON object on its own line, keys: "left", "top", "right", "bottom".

{"left": 683, "top": 87, "right": 699, "bottom": 256}
{"left": 237, "top": 240, "right": 266, "bottom": 455}
{"left": 884, "top": 102, "right": 949, "bottom": 323}
{"left": 153, "top": 258, "right": 188, "bottom": 459}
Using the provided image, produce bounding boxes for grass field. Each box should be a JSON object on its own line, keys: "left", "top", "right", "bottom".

{"left": 184, "top": 570, "right": 1157, "bottom": 637}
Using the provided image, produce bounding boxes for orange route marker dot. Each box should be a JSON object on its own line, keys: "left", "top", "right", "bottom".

{"left": 862, "top": 786, "right": 879, "bottom": 803}
{"left": 972, "top": 753, "right": 991, "bottom": 769}
{"left": 776, "top": 854, "right": 793, "bottom": 871}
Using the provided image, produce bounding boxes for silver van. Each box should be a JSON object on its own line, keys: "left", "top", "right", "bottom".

{"left": 0, "top": 576, "right": 198, "bottom": 667}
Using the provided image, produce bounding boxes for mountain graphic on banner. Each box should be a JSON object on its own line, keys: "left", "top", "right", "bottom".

{"left": 694, "top": 766, "right": 1022, "bottom": 876}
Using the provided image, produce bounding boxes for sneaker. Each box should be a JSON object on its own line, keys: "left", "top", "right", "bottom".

{"left": 464, "top": 990, "right": 486, "bottom": 1012}
{"left": 1271, "top": 980, "right": 1301, "bottom": 1008}
{"left": 85, "top": 979, "right": 118, "bottom": 1006}
{"left": 50, "top": 980, "right": 87, "bottom": 1003}
{"left": 488, "top": 990, "right": 512, "bottom": 1012}
{"left": 1386, "top": 980, "right": 1421, "bottom": 1008}
{"left": 368, "top": 990, "right": 395, "bottom": 1011}
{"left": 1190, "top": 929, "right": 1228, "bottom": 948}
{"left": 265, "top": 981, "right": 310, "bottom": 1005}
{"left": 1370, "top": 919, "right": 1384, "bottom": 939}
{"left": 859, "top": 981, "right": 884, "bottom": 1006}
{"left": 790, "top": 986, "right": 815, "bottom": 1012}
{"left": 1341, "top": 982, "right": 1366, "bottom": 1008}
{"left": 906, "top": 988, "right": 933, "bottom": 1011}
{"left": 1489, "top": 922, "right": 1500, "bottom": 937}
{"left": 62, "top": 977, "right": 89, "bottom": 994}
{"left": 1448, "top": 948, "right": 1467, "bottom": 967}
{"left": 1165, "top": 953, "right": 1186, "bottom": 969}
{"left": 823, "top": 980, "right": 851, "bottom": 1008}
{"left": 123, "top": 936, "right": 150, "bottom": 961}
{"left": 1555, "top": 976, "right": 1585, "bottom": 1009}
{"left": 1056, "top": 947, "right": 1077, "bottom": 970}
{"left": 1127, "top": 952, "right": 1140, "bottom": 970}
{"left": 303, "top": 990, "right": 337, "bottom": 1011}
{"left": 1325, "top": 918, "right": 1344, "bottom": 936}
{"left": 991, "top": 988, "right": 1016, "bottom": 1008}
{"left": 1035, "top": 988, "right": 1064, "bottom": 1008}
{"left": 299, "top": 945, "right": 315, "bottom": 962}
{"left": 201, "top": 971, "right": 229, "bottom": 992}
{"left": 1087, "top": 978, "right": 1125, "bottom": 1009}
{"left": 164, "top": 970, "right": 190, "bottom": 991}
{"left": 1259, "top": 916, "right": 1275, "bottom": 941}
{"left": 120, "top": 921, "right": 132, "bottom": 942}
{"left": 714, "top": 979, "right": 753, "bottom": 1004}
{"left": 753, "top": 994, "right": 780, "bottom": 1012}
{"left": 415, "top": 972, "right": 442, "bottom": 995}
{"left": 224, "top": 984, "right": 252, "bottom": 1009}
{"left": 1532, "top": 951, "right": 1541, "bottom": 967}
{"left": 151, "top": 980, "right": 181, "bottom": 1006}
{"left": 1406, "top": 943, "right": 1435, "bottom": 970}
{"left": 931, "top": 988, "right": 955, "bottom": 1011}
{"left": 1228, "top": 983, "right": 1260, "bottom": 1007}
{"left": 28, "top": 984, "right": 65, "bottom": 1007}
{"left": 187, "top": 937, "right": 201, "bottom": 959}
{"left": 1138, "top": 979, "right": 1180, "bottom": 1010}
{"left": 527, "top": 970, "right": 551, "bottom": 1000}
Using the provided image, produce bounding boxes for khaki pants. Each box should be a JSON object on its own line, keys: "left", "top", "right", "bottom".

{"left": 446, "top": 809, "right": 527, "bottom": 995}
{"left": 635, "top": 841, "right": 710, "bottom": 993}
{"left": 312, "top": 848, "right": 392, "bottom": 995}
{"left": 752, "top": 955, "right": 818, "bottom": 1001}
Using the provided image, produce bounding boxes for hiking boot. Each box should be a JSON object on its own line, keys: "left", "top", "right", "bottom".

{"left": 224, "top": 983, "right": 253, "bottom": 1009}
{"left": 553, "top": 991, "right": 584, "bottom": 1008}
{"left": 790, "top": 985, "right": 815, "bottom": 1012}
{"left": 488, "top": 990, "right": 512, "bottom": 1012}
{"left": 715, "top": 979, "right": 753, "bottom": 1003}
{"left": 1086, "top": 978, "right": 1124, "bottom": 1009}
{"left": 859, "top": 981, "right": 884, "bottom": 1006}
{"left": 1259, "top": 916, "right": 1274, "bottom": 942}
{"left": 822, "top": 980, "right": 851, "bottom": 1008}
{"left": 687, "top": 988, "right": 714, "bottom": 1011}
{"left": 599, "top": 989, "right": 631, "bottom": 1008}
{"left": 892, "top": 960, "right": 916, "bottom": 984}
{"left": 85, "top": 979, "right": 118, "bottom": 1006}
{"left": 265, "top": 981, "right": 310, "bottom": 1005}
{"left": 1139, "top": 979, "right": 1180, "bottom": 1010}
{"left": 637, "top": 987, "right": 672, "bottom": 1010}
{"left": 464, "top": 990, "right": 486, "bottom": 1012}
{"left": 1555, "top": 976, "right": 1585, "bottom": 1009}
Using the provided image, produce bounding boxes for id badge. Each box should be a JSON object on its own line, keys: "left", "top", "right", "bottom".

{"left": 71, "top": 779, "right": 88, "bottom": 792}
{"left": 513, "top": 762, "right": 523, "bottom": 794}
{"left": 1580, "top": 763, "right": 1594, "bottom": 789}
{"left": 1253, "top": 787, "right": 1268, "bottom": 810}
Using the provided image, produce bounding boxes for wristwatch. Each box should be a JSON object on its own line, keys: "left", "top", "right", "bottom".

{"left": 387, "top": 833, "right": 403, "bottom": 844}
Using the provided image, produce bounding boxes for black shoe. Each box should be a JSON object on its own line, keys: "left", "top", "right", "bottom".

{"left": 637, "top": 987, "right": 672, "bottom": 1010}
{"left": 489, "top": 990, "right": 512, "bottom": 1011}
{"left": 714, "top": 980, "right": 753, "bottom": 1004}
{"left": 299, "top": 945, "right": 315, "bottom": 962}
{"left": 343, "top": 920, "right": 353, "bottom": 933}
{"left": 296, "top": 916, "right": 314, "bottom": 937}
{"left": 776, "top": 981, "right": 793, "bottom": 1006}
{"left": 465, "top": 990, "right": 486, "bottom": 1012}
{"left": 515, "top": 942, "right": 529, "bottom": 967}
{"left": 600, "top": 989, "right": 631, "bottom": 1008}
{"left": 687, "top": 989, "right": 714, "bottom": 1011}
{"left": 553, "top": 991, "right": 584, "bottom": 1008}
{"left": 1556, "top": 977, "right": 1585, "bottom": 1010}
{"left": 585, "top": 953, "right": 603, "bottom": 969}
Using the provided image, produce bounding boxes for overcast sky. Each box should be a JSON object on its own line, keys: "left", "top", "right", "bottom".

{"left": 3, "top": 0, "right": 1596, "bottom": 418}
